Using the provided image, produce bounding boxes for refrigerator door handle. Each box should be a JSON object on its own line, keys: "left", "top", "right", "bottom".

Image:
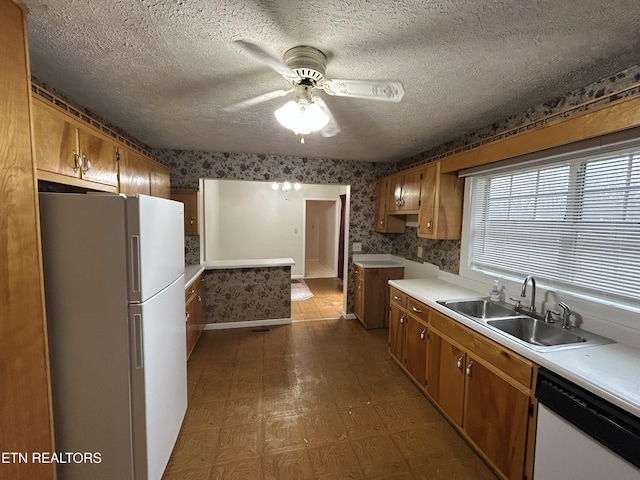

{"left": 133, "top": 314, "right": 144, "bottom": 369}
{"left": 130, "top": 235, "right": 141, "bottom": 293}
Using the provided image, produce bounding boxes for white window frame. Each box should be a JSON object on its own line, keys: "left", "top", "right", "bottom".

{"left": 459, "top": 138, "right": 640, "bottom": 325}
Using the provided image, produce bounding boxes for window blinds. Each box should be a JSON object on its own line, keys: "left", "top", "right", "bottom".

{"left": 468, "top": 146, "right": 640, "bottom": 305}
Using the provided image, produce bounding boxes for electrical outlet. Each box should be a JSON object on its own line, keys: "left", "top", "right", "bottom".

{"left": 353, "top": 242, "right": 362, "bottom": 253}
{"left": 417, "top": 246, "right": 423, "bottom": 258}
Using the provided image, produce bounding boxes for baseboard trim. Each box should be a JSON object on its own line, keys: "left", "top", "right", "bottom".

{"left": 343, "top": 313, "right": 356, "bottom": 320}
{"left": 204, "top": 318, "right": 292, "bottom": 330}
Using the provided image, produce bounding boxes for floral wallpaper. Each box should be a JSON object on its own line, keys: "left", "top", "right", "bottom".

{"left": 152, "top": 149, "right": 400, "bottom": 315}
{"left": 203, "top": 267, "right": 291, "bottom": 323}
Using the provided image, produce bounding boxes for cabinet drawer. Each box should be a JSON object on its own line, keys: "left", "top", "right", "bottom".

{"left": 390, "top": 287, "right": 407, "bottom": 308}
{"left": 430, "top": 310, "right": 533, "bottom": 389}
{"left": 407, "top": 298, "right": 429, "bottom": 323}
{"left": 185, "top": 274, "right": 201, "bottom": 302}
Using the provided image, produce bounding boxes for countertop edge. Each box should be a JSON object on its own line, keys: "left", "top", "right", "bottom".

{"left": 202, "top": 258, "right": 295, "bottom": 269}
{"left": 184, "top": 265, "right": 205, "bottom": 290}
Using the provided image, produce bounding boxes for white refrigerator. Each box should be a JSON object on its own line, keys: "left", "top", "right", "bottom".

{"left": 39, "top": 193, "right": 187, "bottom": 480}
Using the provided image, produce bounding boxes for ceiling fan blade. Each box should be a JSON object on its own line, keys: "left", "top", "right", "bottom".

{"left": 313, "top": 97, "right": 341, "bottom": 137}
{"left": 223, "top": 89, "right": 293, "bottom": 112}
{"left": 233, "top": 40, "right": 298, "bottom": 80}
{"left": 322, "top": 79, "right": 405, "bottom": 102}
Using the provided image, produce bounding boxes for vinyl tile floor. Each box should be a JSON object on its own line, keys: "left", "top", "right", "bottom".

{"left": 291, "top": 278, "right": 344, "bottom": 321}
{"left": 163, "top": 319, "right": 499, "bottom": 480}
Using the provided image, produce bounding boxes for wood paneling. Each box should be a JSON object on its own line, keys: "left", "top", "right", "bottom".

{"left": 0, "top": 2, "right": 55, "bottom": 478}
{"left": 440, "top": 94, "right": 640, "bottom": 173}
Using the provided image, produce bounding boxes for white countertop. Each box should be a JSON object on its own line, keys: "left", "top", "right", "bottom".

{"left": 354, "top": 260, "right": 405, "bottom": 268}
{"left": 389, "top": 278, "right": 640, "bottom": 418}
{"left": 202, "top": 258, "right": 295, "bottom": 269}
{"left": 184, "top": 258, "right": 295, "bottom": 290}
{"left": 184, "top": 264, "right": 205, "bottom": 290}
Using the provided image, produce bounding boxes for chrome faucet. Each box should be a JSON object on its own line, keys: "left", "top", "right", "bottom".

{"left": 558, "top": 302, "right": 572, "bottom": 329}
{"left": 520, "top": 276, "right": 536, "bottom": 313}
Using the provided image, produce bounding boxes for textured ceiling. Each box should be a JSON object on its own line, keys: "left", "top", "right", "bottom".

{"left": 22, "top": 0, "right": 640, "bottom": 162}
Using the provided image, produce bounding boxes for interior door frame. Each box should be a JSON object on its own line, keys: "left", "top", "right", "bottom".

{"left": 302, "top": 197, "right": 340, "bottom": 279}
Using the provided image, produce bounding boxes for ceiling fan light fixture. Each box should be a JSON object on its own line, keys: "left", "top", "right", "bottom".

{"left": 274, "top": 100, "right": 329, "bottom": 135}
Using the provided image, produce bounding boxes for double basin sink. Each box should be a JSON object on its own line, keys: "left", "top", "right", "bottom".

{"left": 437, "top": 298, "right": 614, "bottom": 351}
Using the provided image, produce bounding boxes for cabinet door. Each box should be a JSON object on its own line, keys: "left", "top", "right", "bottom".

{"left": 400, "top": 169, "right": 422, "bottom": 211}
{"left": 427, "top": 331, "right": 465, "bottom": 427}
{"left": 195, "top": 275, "right": 207, "bottom": 335}
{"left": 185, "top": 293, "right": 198, "bottom": 359}
{"left": 464, "top": 357, "right": 530, "bottom": 480}
{"left": 405, "top": 316, "right": 428, "bottom": 388}
{"left": 388, "top": 302, "right": 405, "bottom": 363}
{"left": 171, "top": 189, "right": 199, "bottom": 235}
{"left": 387, "top": 173, "right": 403, "bottom": 212}
{"left": 77, "top": 126, "right": 118, "bottom": 187}
{"left": 32, "top": 98, "right": 79, "bottom": 178}
{"left": 418, "top": 162, "right": 438, "bottom": 237}
{"left": 374, "top": 178, "right": 405, "bottom": 233}
{"left": 119, "top": 148, "right": 151, "bottom": 196}
{"left": 353, "top": 270, "right": 364, "bottom": 323}
{"left": 150, "top": 161, "right": 171, "bottom": 199}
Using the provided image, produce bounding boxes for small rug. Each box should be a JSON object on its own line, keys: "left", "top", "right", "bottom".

{"left": 291, "top": 279, "right": 314, "bottom": 301}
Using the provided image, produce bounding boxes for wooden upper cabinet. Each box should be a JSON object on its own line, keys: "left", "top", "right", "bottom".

{"left": 387, "top": 169, "right": 421, "bottom": 213}
{"left": 32, "top": 93, "right": 169, "bottom": 197}
{"left": 76, "top": 125, "right": 118, "bottom": 187}
{"left": 171, "top": 188, "right": 199, "bottom": 235}
{"left": 417, "top": 161, "right": 464, "bottom": 239}
{"left": 374, "top": 178, "right": 405, "bottom": 233}
{"left": 32, "top": 96, "right": 118, "bottom": 190}
{"left": 32, "top": 96, "right": 78, "bottom": 178}
{"left": 150, "top": 161, "right": 171, "bottom": 199}
{"left": 118, "top": 147, "right": 151, "bottom": 196}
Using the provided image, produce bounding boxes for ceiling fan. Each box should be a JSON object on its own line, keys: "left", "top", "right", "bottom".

{"left": 224, "top": 40, "right": 405, "bottom": 139}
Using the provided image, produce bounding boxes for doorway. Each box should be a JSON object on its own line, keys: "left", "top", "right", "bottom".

{"left": 292, "top": 198, "right": 345, "bottom": 321}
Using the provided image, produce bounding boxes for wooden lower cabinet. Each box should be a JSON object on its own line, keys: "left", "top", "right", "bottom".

{"left": 354, "top": 266, "right": 404, "bottom": 329}
{"left": 185, "top": 274, "right": 206, "bottom": 358}
{"left": 388, "top": 288, "right": 407, "bottom": 363}
{"left": 391, "top": 288, "right": 537, "bottom": 480}
{"left": 464, "top": 357, "right": 531, "bottom": 479}
{"left": 388, "top": 288, "right": 429, "bottom": 389}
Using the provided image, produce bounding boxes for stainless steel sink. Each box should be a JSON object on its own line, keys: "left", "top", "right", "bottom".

{"left": 487, "top": 317, "right": 586, "bottom": 347}
{"left": 437, "top": 296, "right": 615, "bottom": 351}
{"left": 437, "top": 298, "right": 519, "bottom": 320}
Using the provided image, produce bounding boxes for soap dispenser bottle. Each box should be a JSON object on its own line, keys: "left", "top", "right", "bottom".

{"left": 489, "top": 280, "right": 501, "bottom": 301}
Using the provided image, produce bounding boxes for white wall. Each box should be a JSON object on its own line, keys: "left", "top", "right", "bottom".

{"left": 202, "top": 179, "right": 220, "bottom": 261}
{"left": 203, "top": 179, "right": 345, "bottom": 277}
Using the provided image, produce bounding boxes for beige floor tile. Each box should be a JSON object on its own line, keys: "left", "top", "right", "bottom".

{"left": 162, "top": 320, "right": 499, "bottom": 480}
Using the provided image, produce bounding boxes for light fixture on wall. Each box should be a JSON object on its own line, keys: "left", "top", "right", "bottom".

{"left": 271, "top": 181, "right": 302, "bottom": 192}
{"left": 274, "top": 84, "right": 329, "bottom": 143}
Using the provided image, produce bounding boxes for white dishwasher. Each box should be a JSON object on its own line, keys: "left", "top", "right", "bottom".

{"left": 534, "top": 368, "right": 640, "bottom": 480}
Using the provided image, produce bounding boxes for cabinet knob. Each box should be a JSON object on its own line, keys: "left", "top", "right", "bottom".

{"left": 394, "top": 295, "right": 402, "bottom": 301}
{"left": 185, "top": 312, "right": 190, "bottom": 322}
{"left": 420, "top": 329, "right": 426, "bottom": 340}
{"left": 73, "top": 150, "right": 82, "bottom": 171}
{"left": 400, "top": 314, "right": 405, "bottom": 324}
{"left": 427, "top": 220, "right": 432, "bottom": 229}
{"left": 189, "top": 217, "right": 194, "bottom": 225}
{"left": 466, "top": 361, "right": 474, "bottom": 377}
{"left": 82, "top": 155, "right": 91, "bottom": 173}
{"left": 457, "top": 355, "right": 464, "bottom": 370}
{"left": 412, "top": 306, "right": 422, "bottom": 314}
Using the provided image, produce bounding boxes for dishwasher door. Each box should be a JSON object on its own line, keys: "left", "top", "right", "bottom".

{"left": 534, "top": 368, "right": 640, "bottom": 480}
{"left": 534, "top": 404, "right": 640, "bottom": 480}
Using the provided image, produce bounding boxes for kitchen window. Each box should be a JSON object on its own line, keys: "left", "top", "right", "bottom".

{"left": 464, "top": 140, "right": 640, "bottom": 307}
